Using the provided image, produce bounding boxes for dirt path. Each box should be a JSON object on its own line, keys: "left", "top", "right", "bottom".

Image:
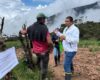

{"left": 16, "top": 48, "right": 100, "bottom": 80}
{"left": 49, "top": 53, "right": 65, "bottom": 80}
{"left": 49, "top": 48, "right": 100, "bottom": 80}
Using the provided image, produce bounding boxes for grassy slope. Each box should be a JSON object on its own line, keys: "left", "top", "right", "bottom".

{"left": 1, "top": 39, "right": 99, "bottom": 80}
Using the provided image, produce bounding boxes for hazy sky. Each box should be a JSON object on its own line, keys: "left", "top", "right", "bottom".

{"left": 0, "top": 0, "right": 99, "bottom": 35}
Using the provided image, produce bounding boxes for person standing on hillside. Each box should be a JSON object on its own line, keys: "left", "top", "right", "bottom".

{"left": 52, "top": 30, "right": 60, "bottom": 67}
{"left": 55, "top": 16, "right": 80, "bottom": 80}
{"left": 20, "top": 13, "right": 53, "bottom": 80}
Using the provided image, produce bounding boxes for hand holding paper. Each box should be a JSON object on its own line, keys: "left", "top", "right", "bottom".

{"left": 60, "top": 35, "right": 66, "bottom": 40}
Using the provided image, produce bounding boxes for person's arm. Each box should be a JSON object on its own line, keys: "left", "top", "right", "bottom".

{"left": 55, "top": 31, "right": 63, "bottom": 37}
{"left": 46, "top": 32, "right": 53, "bottom": 53}
{"left": 47, "top": 33, "right": 53, "bottom": 45}
{"left": 20, "top": 28, "right": 27, "bottom": 35}
{"left": 54, "top": 29, "right": 65, "bottom": 41}
{"left": 54, "top": 27, "right": 79, "bottom": 43}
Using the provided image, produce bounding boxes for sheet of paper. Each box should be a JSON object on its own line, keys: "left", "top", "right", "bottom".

{"left": 0, "top": 47, "right": 19, "bottom": 79}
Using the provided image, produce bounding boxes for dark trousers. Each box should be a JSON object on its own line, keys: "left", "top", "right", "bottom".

{"left": 36, "top": 53, "right": 49, "bottom": 80}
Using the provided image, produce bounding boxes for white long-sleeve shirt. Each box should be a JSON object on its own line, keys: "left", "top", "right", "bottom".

{"left": 56, "top": 24, "right": 79, "bottom": 52}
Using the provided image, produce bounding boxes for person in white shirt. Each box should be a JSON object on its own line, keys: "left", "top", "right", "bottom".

{"left": 55, "top": 16, "right": 79, "bottom": 80}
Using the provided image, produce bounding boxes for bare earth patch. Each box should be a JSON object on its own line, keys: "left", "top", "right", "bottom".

{"left": 49, "top": 48, "right": 100, "bottom": 80}
{"left": 16, "top": 48, "right": 100, "bottom": 80}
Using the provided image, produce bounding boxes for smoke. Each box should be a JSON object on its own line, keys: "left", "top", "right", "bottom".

{"left": 74, "top": 1, "right": 100, "bottom": 22}
{"left": 79, "top": 9, "right": 100, "bottom": 22}
{"left": 47, "top": 0, "right": 100, "bottom": 32}
{"left": 0, "top": 0, "right": 100, "bottom": 35}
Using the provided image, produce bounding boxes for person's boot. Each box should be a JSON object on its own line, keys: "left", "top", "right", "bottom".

{"left": 54, "top": 56, "right": 58, "bottom": 67}
{"left": 58, "top": 54, "right": 60, "bottom": 65}
{"left": 41, "top": 73, "right": 47, "bottom": 80}
{"left": 71, "top": 63, "right": 74, "bottom": 74}
{"left": 65, "top": 74, "right": 72, "bottom": 80}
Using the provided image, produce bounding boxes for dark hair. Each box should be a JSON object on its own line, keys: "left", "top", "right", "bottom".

{"left": 37, "top": 17, "right": 46, "bottom": 24}
{"left": 66, "top": 16, "right": 73, "bottom": 22}
{"left": 37, "top": 17, "right": 45, "bottom": 21}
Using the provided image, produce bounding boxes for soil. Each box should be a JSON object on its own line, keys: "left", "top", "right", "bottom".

{"left": 49, "top": 48, "right": 100, "bottom": 80}
{"left": 16, "top": 48, "right": 100, "bottom": 80}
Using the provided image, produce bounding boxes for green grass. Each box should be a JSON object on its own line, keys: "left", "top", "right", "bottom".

{"left": 1, "top": 59, "right": 53, "bottom": 80}
{"left": 79, "top": 39, "right": 100, "bottom": 47}
{"left": 2, "top": 40, "right": 53, "bottom": 80}
{"left": 12, "top": 59, "right": 53, "bottom": 80}
{"left": 1, "top": 39, "right": 99, "bottom": 80}
{"left": 12, "top": 60, "right": 52, "bottom": 80}
{"left": 79, "top": 39, "right": 100, "bottom": 52}
{"left": 5, "top": 39, "right": 100, "bottom": 53}
{"left": 12, "top": 59, "right": 40, "bottom": 80}
{"left": 5, "top": 39, "right": 100, "bottom": 55}
{"left": 5, "top": 40, "right": 22, "bottom": 49}
{"left": 5, "top": 39, "right": 100, "bottom": 49}
{"left": 0, "top": 59, "right": 40, "bottom": 80}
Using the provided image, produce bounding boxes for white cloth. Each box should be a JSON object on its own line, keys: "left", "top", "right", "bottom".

{"left": 56, "top": 24, "right": 79, "bottom": 52}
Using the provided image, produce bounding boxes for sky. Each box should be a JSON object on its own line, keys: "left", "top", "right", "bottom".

{"left": 0, "top": 0, "right": 99, "bottom": 35}
{"left": 21, "top": 0, "right": 55, "bottom": 7}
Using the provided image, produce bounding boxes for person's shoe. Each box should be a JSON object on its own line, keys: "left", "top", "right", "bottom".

{"left": 65, "top": 74, "right": 72, "bottom": 80}
{"left": 58, "top": 61, "right": 60, "bottom": 65}
{"left": 42, "top": 77, "right": 49, "bottom": 80}
{"left": 72, "top": 72, "right": 81, "bottom": 77}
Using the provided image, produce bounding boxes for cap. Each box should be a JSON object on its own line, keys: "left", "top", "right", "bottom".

{"left": 37, "top": 13, "right": 47, "bottom": 19}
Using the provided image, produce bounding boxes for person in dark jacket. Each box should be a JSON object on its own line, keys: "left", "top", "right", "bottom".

{"left": 20, "top": 13, "right": 53, "bottom": 80}
{"left": 52, "top": 30, "right": 60, "bottom": 67}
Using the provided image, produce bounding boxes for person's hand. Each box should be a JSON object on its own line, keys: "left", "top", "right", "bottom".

{"left": 56, "top": 39, "right": 59, "bottom": 42}
{"left": 20, "top": 29, "right": 27, "bottom": 35}
{"left": 60, "top": 35, "right": 65, "bottom": 40}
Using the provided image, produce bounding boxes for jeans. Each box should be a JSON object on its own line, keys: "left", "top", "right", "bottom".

{"left": 53, "top": 46, "right": 60, "bottom": 65}
{"left": 64, "top": 51, "right": 76, "bottom": 74}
